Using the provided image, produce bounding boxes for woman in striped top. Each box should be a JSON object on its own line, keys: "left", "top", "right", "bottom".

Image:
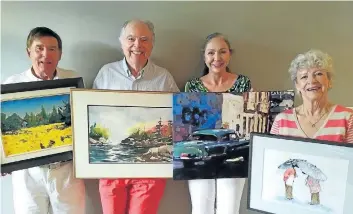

{"left": 270, "top": 49, "right": 353, "bottom": 142}
{"left": 270, "top": 49, "right": 353, "bottom": 205}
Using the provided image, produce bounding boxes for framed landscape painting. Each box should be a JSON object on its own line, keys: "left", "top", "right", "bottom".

{"left": 71, "top": 89, "right": 173, "bottom": 178}
{"left": 172, "top": 90, "right": 295, "bottom": 180}
{"left": 248, "top": 133, "right": 353, "bottom": 214}
{"left": 1, "top": 77, "right": 84, "bottom": 173}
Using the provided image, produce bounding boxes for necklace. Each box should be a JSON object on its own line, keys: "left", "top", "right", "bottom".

{"left": 308, "top": 112, "right": 327, "bottom": 128}
{"left": 301, "top": 105, "right": 330, "bottom": 128}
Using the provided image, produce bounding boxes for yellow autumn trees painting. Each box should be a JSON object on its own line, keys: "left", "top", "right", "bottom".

{"left": 1, "top": 94, "right": 72, "bottom": 157}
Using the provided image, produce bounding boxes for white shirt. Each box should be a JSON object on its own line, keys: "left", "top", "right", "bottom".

{"left": 93, "top": 58, "right": 179, "bottom": 92}
{"left": 2, "top": 67, "right": 79, "bottom": 84}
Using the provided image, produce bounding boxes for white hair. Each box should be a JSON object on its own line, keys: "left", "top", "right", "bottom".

{"left": 119, "top": 19, "right": 155, "bottom": 42}
{"left": 288, "top": 49, "right": 334, "bottom": 83}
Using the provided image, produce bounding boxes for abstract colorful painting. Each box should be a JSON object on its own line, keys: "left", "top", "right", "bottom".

{"left": 1, "top": 94, "right": 72, "bottom": 157}
{"left": 172, "top": 91, "right": 293, "bottom": 180}
{"left": 88, "top": 106, "right": 172, "bottom": 163}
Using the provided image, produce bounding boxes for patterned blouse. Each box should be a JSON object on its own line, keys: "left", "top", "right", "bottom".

{"left": 184, "top": 74, "right": 252, "bottom": 93}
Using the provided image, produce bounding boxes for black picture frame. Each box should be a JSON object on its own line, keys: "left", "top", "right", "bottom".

{"left": 1, "top": 77, "right": 84, "bottom": 173}
{"left": 247, "top": 132, "right": 353, "bottom": 214}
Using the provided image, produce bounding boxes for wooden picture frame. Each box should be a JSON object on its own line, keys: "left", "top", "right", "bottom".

{"left": 71, "top": 89, "right": 173, "bottom": 178}
{"left": 247, "top": 133, "right": 353, "bottom": 214}
{"left": 1, "top": 77, "right": 84, "bottom": 173}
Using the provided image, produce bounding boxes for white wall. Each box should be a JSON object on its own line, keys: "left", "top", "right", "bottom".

{"left": 2, "top": 1, "right": 353, "bottom": 214}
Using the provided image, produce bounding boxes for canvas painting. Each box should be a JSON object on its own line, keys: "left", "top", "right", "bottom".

{"left": 71, "top": 89, "right": 173, "bottom": 178}
{"left": 262, "top": 149, "right": 348, "bottom": 214}
{"left": 1, "top": 77, "right": 84, "bottom": 173}
{"left": 172, "top": 91, "right": 294, "bottom": 180}
{"left": 268, "top": 90, "right": 295, "bottom": 128}
{"left": 88, "top": 106, "right": 172, "bottom": 164}
{"left": 1, "top": 94, "right": 72, "bottom": 157}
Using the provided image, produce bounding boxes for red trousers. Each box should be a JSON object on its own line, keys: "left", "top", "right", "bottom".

{"left": 99, "top": 178, "right": 167, "bottom": 214}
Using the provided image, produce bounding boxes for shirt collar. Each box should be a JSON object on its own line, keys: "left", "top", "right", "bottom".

{"left": 123, "top": 57, "right": 150, "bottom": 79}
{"left": 26, "top": 67, "right": 59, "bottom": 80}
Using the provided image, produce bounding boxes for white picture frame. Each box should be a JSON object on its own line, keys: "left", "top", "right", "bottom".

{"left": 71, "top": 89, "right": 173, "bottom": 178}
{"left": 248, "top": 133, "right": 353, "bottom": 214}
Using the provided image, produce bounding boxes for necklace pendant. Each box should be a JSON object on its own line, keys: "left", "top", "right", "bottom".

{"left": 312, "top": 124, "right": 315, "bottom": 128}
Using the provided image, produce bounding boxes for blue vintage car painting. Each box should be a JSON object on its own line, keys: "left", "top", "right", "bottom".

{"left": 173, "top": 129, "right": 249, "bottom": 169}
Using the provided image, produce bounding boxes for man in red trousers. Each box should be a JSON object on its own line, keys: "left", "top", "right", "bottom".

{"left": 93, "top": 19, "right": 179, "bottom": 214}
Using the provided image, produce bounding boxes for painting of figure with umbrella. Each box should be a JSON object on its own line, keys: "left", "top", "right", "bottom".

{"left": 279, "top": 159, "right": 327, "bottom": 205}
{"left": 261, "top": 149, "right": 349, "bottom": 214}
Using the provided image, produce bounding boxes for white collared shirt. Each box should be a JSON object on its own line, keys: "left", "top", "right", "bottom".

{"left": 93, "top": 58, "right": 180, "bottom": 92}
{"left": 2, "top": 67, "right": 79, "bottom": 84}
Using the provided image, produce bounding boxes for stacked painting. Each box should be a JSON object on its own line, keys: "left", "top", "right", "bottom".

{"left": 172, "top": 90, "right": 295, "bottom": 180}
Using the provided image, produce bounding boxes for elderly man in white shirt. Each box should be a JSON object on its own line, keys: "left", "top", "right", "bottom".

{"left": 93, "top": 19, "right": 179, "bottom": 214}
{"left": 2, "top": 27, "right": 85, "bottom": 214}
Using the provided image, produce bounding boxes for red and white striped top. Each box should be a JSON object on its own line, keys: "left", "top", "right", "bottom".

{"left": 270, "top": 105, "right": 353, "bottom": 143}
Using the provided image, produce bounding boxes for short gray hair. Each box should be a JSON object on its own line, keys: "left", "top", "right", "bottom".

{"left": 288, "top": 49, "right": 334, "bottom": 83}
{"left": 119, "top": 19, "right": 155, "bottom": 42}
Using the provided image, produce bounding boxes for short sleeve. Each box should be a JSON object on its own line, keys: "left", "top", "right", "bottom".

{"left": 184, "top": 81, "right": 192, "bottom": 92}
{"left": 270, "top": 115, "right": 280, "bottom": 135}
{"left": 2, "top": 75, "right": 19, "bottom": 84}
{"left": 92, "top": 67, "right": 105, "bottom": 89}
{"left": 166, "top": 73, "right": 180, "bottom": 92}
{"left": 244, "top": 76, "right": 252, "bottom": 92}
{"left": 346, "top": 114, "right": 353, "bottom": 143}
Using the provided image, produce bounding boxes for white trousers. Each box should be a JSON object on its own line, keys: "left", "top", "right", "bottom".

{"left": 188, "top": 178, "right": 246, "bottom": 214}
{"left": 11, "top": 162, "right": 85, "bottom": 214}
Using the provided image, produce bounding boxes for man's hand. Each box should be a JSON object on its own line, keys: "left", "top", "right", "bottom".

{"left": 1, "top": 172, "right": 11, "bottom": 176}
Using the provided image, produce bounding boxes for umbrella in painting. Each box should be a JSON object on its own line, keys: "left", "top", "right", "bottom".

{"left": 278, "top": 159, "right": 327, "bottom": 181}
{"left": 296, "top": 161, "right": 327, "bottom": 181}
{"left": 278, "top": 158, "right": 303, "bottom": 169}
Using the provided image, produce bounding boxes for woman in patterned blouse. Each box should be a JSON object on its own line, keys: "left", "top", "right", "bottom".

{"left": 185, "top": 32, "right": 252, "bottom": 214}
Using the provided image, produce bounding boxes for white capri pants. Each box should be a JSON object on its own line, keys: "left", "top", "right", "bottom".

{"left": 188, "top": 178, "right": 246, "bottom": 214}
{"left": 11, "top": 161, "right": 85, "bottom": 214}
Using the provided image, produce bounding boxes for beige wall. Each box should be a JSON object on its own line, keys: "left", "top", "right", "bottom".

{"left": 1, "top": 2, "right": 353, "bottom": 214}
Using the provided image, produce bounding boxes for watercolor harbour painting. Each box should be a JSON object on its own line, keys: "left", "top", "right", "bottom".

{"left": 1, "top": 94, "right": 72, "bottom": 157}
{"left": 88, "top": 105, "right": 173, "bottom": 164}
{"left": 262, "top": 149, "right": 348, "bottom": 214}
{"left": 172, "top": 91, "right": 295, "bottom": 180}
